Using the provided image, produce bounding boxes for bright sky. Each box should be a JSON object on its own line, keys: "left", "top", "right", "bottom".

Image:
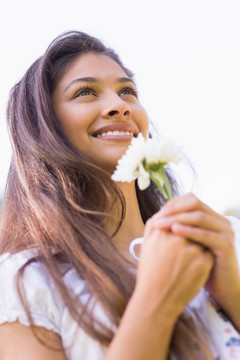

{"left": 0, "top": 0, "right": 240, "bottom": 214}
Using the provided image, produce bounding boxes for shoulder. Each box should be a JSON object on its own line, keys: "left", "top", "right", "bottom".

{"left": 0, "top": 321, "right": 66, "bottom": 360}
{"left": 0, "top": 250, "right": 65, "bottom": 333}
{"left": 0, "top": 251, "right": 106, "bottom": 358}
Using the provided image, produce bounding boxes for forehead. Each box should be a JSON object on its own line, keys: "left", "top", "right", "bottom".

{"left": 58, "top": 52, "right": 129, "bottom": 87}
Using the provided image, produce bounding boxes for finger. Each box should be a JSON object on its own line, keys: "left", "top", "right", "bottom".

{"left": 153, "top": 210, "right": 232, "bottom": 233}
{"left": 171, "top": 222, "right": 234, "bottom": 253}
{"left": 157, "top": 193, "right": 218, "bottom": 218}
{"left": 200, "top": 249, "right": 215, "bottom": 272}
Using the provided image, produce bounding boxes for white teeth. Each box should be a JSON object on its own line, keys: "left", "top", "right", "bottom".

{"left": 96, "top": 130, "right": 133, "bottom": 138}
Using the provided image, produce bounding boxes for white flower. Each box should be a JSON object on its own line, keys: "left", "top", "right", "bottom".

{"left": 144, "top": 136, "right": 181, "bottom": 165}
{"left": 111, "top": 133, "right": 146, "bottom": 183}
{"left": 111, "top": 133, "right": 182, "bottom": 199}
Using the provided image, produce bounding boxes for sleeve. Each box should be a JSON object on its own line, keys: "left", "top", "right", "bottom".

{"left": 0, "top": 251, "right": 64, "bottom": 335}
{"left": 227, "top": 216, "right": 240, "bottom": 271}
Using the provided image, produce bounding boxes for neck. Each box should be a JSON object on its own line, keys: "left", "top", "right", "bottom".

{"left": 107, "top": 181, "right": 145, "bottom": 258}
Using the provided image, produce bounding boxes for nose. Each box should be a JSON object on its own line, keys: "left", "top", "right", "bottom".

{"left": 102, "top": 94, "right": 132, "bottom": 119}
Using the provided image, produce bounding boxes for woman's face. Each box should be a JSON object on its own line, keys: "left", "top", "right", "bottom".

{"left": 52, "top": 52, "right": 149, "bottom": 173}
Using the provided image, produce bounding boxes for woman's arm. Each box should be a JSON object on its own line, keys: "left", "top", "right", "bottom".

{"left": 152, "top": 193, "right": 240, "bottom": 331}
{"left": 106, "top": 223, "right": 214, "bottom": 360}
{"left": 105, "top": 288, "right": 176, "bottom": 360}
{"left": 0, "top": 321, "right": 66, "bottom": 360}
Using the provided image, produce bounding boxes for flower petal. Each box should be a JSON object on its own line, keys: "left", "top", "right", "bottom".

{"left": 136, "top": 163, "right": 150, "bottom": 190}
{"left": 137, "top": 174, "right": 151, "bottom": 190}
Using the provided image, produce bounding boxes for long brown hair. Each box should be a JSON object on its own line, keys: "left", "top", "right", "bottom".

{"left": 0, "top": 31, "right": 214, "bottom": 359}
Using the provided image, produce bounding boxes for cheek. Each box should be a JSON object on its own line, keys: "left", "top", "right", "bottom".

{"left": 135, "top": 106, "right": 149, "bottom": 137}
{"left": 56, "top": 105, "right": 91, "bottom": 137}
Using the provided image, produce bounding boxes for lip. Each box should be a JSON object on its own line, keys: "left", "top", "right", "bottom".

{"left": 91, "top": 123, "right": 138, "bottom": 138}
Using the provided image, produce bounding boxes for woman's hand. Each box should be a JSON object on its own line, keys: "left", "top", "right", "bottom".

{"left": 151, "top": 193, "right": 240, "bottom": 328}
{"left": 116, "top": 216, "right": 214, "bottom": 360}
{"left": 135, "top": 209, "right": 214, "bottom": 321}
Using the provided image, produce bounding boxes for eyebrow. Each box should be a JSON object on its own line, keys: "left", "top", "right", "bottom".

{"left": 64, "top": 76, "right": 136, "bottom": 93}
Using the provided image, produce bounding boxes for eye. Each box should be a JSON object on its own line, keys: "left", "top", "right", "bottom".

{"left": 74, "top": 86, "right": 96, "bottom": 98}
{"left": 119, "top": 87, "right": 138, "bottom": 98}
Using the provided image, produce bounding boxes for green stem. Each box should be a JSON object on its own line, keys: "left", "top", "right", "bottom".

{"left": 160, "top": 169, "right": 173, "bottom": 199}
{"left": 150, "top": 169, "right": 173, "bottom": 201}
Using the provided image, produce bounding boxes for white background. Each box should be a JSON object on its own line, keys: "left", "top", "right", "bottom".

{"left": 0, "top": 0, "right": 240, "bottom": 214}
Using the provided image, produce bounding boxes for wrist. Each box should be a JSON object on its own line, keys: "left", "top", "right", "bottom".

{"left": 129, "top": 287, "right": 179, "bottom": 331}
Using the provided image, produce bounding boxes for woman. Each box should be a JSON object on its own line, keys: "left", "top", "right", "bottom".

{"left": 0, "top": 31, "right": 239, "bottom": 359}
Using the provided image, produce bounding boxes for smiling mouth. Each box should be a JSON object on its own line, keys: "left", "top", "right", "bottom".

{"left": 95, "top": 130, "right": 135, "bottom": 138}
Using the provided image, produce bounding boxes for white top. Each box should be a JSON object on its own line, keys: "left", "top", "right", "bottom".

{"left": 0, "top": 216, "right": 240, "bottom": 359}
